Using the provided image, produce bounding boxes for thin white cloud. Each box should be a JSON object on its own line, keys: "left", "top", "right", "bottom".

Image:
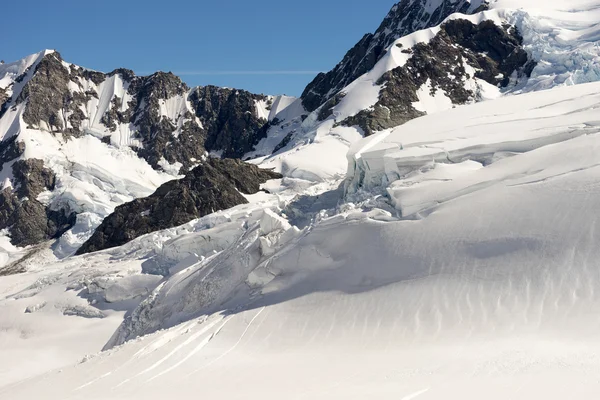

{"left": 173, "top": 70, "right": 323, "bottom": 76}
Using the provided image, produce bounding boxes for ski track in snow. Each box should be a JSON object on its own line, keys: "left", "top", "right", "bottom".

{"left": 142, "top": 315, "right": 230, "bottom": 382}
{"left": 184, "top": 307, "right": 266, "bottom": 377}
{"left": 401, "top": 388, "right": 431, "bottom": 400}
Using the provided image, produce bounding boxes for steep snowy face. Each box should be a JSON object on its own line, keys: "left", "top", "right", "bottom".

{"left": 298, "top": 0, "right": 600, "bottom": 138}
{"left": 255, "top": 0, "right": 600, "bottom": 189}
{"left": 301, "top": 0, "right": 489, "bottom": 112}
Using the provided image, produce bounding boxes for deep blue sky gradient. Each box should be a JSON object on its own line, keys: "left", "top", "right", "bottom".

{"left": 2, "top": 0, "right": 395, "bottom": 96}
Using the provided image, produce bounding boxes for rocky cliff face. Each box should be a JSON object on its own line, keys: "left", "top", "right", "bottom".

{"left": 123, "top": 71, "right": 205, "bottom": 171}
{"left": 301, "top": 0, "right": 489, "bottom": 112}
{"left": 10, "top": 52, "right": 271, "bottom": 172}
{"left": 76, "top": 158, "right": 281, "bottom": 254}
{"left": 0, "top": 159, "right": 76, "bottom": 246}
{"left": 190, "top": 86, "right": 270, "bottom": 158}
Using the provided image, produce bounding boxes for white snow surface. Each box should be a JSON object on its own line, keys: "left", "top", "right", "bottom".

{"left": 347, "top": 80, "right": 600, "bottom": 194}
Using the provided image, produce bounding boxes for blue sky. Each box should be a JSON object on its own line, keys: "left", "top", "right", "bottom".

{"left": 2, "top": 0, "right": 395, "bottom": 96}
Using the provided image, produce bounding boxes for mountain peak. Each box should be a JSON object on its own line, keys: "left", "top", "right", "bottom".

{"left": 300, "top": 0, "right": 489, "bottom": 112}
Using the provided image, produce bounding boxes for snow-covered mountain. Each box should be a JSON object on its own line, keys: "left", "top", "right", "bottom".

{"left": 301, "top": 0, "right": 490, "bottom": 110}
{"left": 3, "top": 0, "right": 600, "bottom": 398}
{"left": 0, "top": 50, "right": 300, "bottom": 255}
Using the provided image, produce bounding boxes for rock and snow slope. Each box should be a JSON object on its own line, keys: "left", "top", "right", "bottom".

{"left": 252, "top": 0, "right": 600, "bottom": 184}
{"left": 2, "top": 0, "right": 598, "bottom": 259}
{"left": 3, "top": 0, "right": 600, "bottom": 398}
{"left": 0, "top": 50, "right": 299, "bottom": 260}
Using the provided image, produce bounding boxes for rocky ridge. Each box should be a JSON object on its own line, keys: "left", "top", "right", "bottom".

{"left": 76, "top": 158, "right": 281, "bottom": 254}
{"left": 301, "top": 0, "right": 490, "bottom": 112}
{"left": 342, "top": 19, "right": 535, "bottom": 134}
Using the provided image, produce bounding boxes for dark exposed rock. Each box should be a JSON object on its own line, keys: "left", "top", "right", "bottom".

{"left": 342, "top": 19, "right": 535, "bottom": 135}
{"left": 317, "top": 93, "right": 345, "bottom": 122}
{"left": 273, "top": 133, "right": 293, "bottom": 153}
{"left": 0, "top": 136, "right": 25, "bottom": 173}
{"left": 342, "top": 67, "right": 425, "bottom": 135}
{"left": 14, "top": 69, "right": 30, "bottom": 84}
{"left": 125, "top": 72, "right": 206, "bottom": 171}
{"left": 16, "top": 52, "right": 100, "bottom": 138}
{"left": 0, "top": 159, "right": 76, "bottom": 247}
{"left": 17, "top": 52, "right": 71, "bottom": 133}
{"left": 69, "top": 65, "right": 106, "bottom": 86}
{"left": 77, "top": 158, "right": 281, "bottom": 254}
{"left": 0, "top": 88, "right": 9, "bottom": 120}
{"left": 128, "top": 71, "right": 188, "bottom": 100}
{"left": 0, "top": 190, "right": 50, "bottom": 246}
{"left": 100, "top": 96, "right": 129, "bottom": 132}
{"left": 12, "top": 159, "right": 55, "bottom": 198}
{"left": 443, "top": 20, "right": 534, "bottom": 86}
{"left": 108, "top": 68, "right": 136, "bottom": 82}
{"left": 0, "top": 87, "right": 7, "bottom": 110}
{"left": 301, "top": 0, "right": 489, "bottom": 112}
{"left": 190, "top": 86, "right": 270, "bottom": 159}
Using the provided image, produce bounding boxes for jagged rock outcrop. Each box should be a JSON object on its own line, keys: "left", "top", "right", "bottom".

{"left": 0, "top": 159, "right": 76, "bottom": 246}
{"left": 76, "top": 158, "right": 281, "bottom": 254}
{"left": 301, "top": 0, "right": 489, "bottom": 112}
{"left": 0, "top": 136, "right": 25, "bottom": 172}
{"left": 17, "top": 52, "right": 76, "bottom": 135}
{"left": 190, "top": 86, "right": 269, "bottom": 158}
{"left": 125, "top": 72, "right": 206, "bottom": 171}
{"left": 342, "top": 19, "right": 535, "bottom": 134}
{"left": 0, "top": 87, "right": 7, "bottom": 109}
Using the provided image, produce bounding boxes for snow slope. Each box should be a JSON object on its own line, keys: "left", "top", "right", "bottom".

{"left": 4, "top": 80, "right": 600, "bottom": 398}
{"left": 347, "top": 81, "right": 600, "bottom": 193}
